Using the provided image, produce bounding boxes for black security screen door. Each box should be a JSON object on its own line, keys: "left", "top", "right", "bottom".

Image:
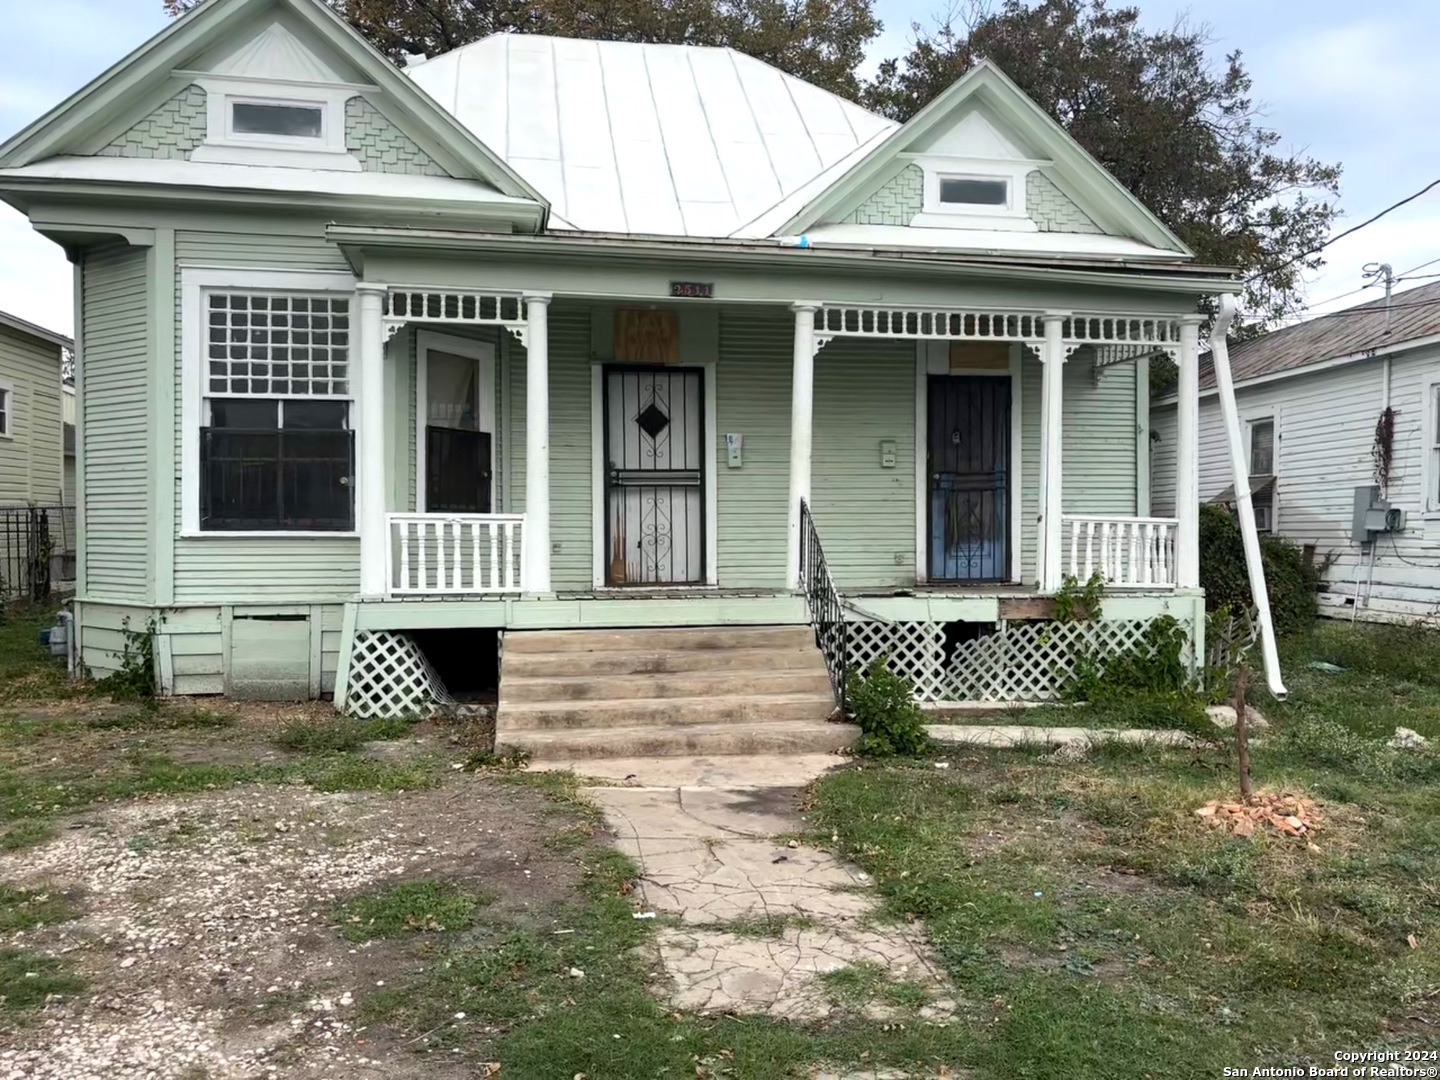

{"left": 928, "top": 375, "right": 1010, "bottom": 582}
{"left": 426, "top": 427, "right": 492, "bottom": 513}
{"left": 604, "top": 365, "right": 705, "bottom": 585}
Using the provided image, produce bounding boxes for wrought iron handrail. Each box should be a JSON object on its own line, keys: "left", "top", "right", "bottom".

{"left": 799, "top": 499, "right": 848, "bottom": 712}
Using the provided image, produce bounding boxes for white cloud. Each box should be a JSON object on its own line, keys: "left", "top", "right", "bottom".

{"left": 0, "top": 207, "right": 74, "bottom": 336}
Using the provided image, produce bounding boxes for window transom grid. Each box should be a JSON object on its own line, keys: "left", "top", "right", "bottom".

{"left": 206, "top": 292, "right": 350, "bottom": 397}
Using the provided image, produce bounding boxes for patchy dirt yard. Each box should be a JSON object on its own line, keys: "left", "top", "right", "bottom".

{"left": 0, "top": 767, "right": 581, "bottom": 1080}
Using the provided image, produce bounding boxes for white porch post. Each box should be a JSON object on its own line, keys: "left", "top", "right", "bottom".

{"left": 1175, "top": 315, "right": 1203, "bottom": 589}
{"left": 356, "top": 283, "right": 388, "bottom": 597}
{"left": 1039, "top": 313, "right": 1068, "bottom": 591}
{"left": 786, "top": 303, "right": 818, "bottom": 590}
{"left": 523, "top": 294, "right": 552, "bottom": 593}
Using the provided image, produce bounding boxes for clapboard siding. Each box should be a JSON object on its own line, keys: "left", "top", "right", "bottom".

{"left": 0, "top": 323, "right": 64, "bottom": 505}
{"left": 1149, "top": 346, "right": 1440, "bottom": 621}
{"left": 716, "top": 308, "right": 791, "bottom": 588}
{"left": 1064, "top": 353, "right": 1138, "bottom": 517}
{"left": 82, "top": 245, "right": 151, "bottom": 601}
{"left": 171, "top": 228, "right": 359, "bottom": 602}
{"left": 811, "top": 338, "right": 916, "bottom": 587}
{"left": 506, "top": 304, "right": 591, "bottom": 589}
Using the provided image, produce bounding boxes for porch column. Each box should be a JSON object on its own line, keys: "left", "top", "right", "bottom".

{"left": 356, "top": 283, "right": 388, "bottom": 597}
{"left": 1175, "top": 315, "right": 1203, "bottom": 588}
{"left": 523, "top": 294, "right": 552, "bottom": 593}
{"left": 1038, "top": 313, "right": 1068, "bottom": 591}
{"left": 786, "top": 303, "right": 818, "bottom": 590}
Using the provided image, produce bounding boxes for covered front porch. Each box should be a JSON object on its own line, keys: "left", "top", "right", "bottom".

{"left": 326, "top": 266, "right": 1207, "bottom": 716}
{"left": 347, "top": 287, "right": 1204, "bottom": 607}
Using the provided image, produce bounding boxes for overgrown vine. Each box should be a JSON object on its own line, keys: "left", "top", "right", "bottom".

{"left": 1373, "top": 405, "right": 1396, "bottom": 496}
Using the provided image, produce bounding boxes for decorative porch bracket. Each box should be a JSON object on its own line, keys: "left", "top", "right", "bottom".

{"left": 381, "top": 288, "right": 531, "bottom": 346}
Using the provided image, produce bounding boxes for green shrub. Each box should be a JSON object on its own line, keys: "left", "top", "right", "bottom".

{"left": 847, "top": 656, "right": 930, "bottom": 757}
{"left": 94, "top": 617, "right": 158, "bottom": 699}
{"left": 1199, "top": 503, "right": 1320, "bottom": 633}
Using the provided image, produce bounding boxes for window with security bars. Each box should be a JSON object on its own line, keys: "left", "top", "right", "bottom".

{"left": 200, "top": 290, "right": 353, "bottom": 531}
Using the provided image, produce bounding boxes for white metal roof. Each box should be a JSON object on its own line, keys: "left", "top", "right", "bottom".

{"left": 407, "top": 34, "right": 896, "bottom": 239}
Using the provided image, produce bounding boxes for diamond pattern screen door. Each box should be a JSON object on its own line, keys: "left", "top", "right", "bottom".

{"left": 604, "top": 366, "right": 705, "bottom": 585}
{"left": 928, "top": 375, "right": 1010, "bottom": 582}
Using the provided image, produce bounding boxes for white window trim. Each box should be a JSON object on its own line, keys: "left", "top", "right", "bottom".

{"left": 1244, "top": 409, "right": 1279, "bottom": 532}
{"left": 1424, "top": 382, "right": 1440, "bottom": 518}
{"left": 180, "top": 266, "right": 358, "bottom": 538}
{"left": 910, "top": 156, "right": 1037, "bottom": 232}
{"left": 0, "top": 380, "right": 12, "bottom": 440}
{"left": 415, "top": 331, "right": 497, "bottom": 513}
{"left": 190, "top": 76, "right": 361, "bottom": 171}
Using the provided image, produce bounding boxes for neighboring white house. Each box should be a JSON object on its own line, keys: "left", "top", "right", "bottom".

{"left": 1151, "top": 281, "right": 1440, "bottom": 623}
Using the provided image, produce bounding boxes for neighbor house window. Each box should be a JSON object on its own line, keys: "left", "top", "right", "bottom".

{"left": 198, "top": 292, "right": 353, "bottom": 531}
{"left": 0, "top": 383, "right": 10, "bottom": 438}
{"left": 231, "top": 101, "right": 323, "bottom": 139}
{"left": 1249, "top": 416, "right": 1276, "bottom": 533}
{"left": 939, "top": 177, "right": 1009, "bottom": 206}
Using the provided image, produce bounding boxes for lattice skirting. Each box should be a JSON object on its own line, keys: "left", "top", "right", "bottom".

{"left": 344, "top": 630, "right": 454, "bottom": 719}
{"left": 846, "top": 617, "right": 1176, "bottom": 703}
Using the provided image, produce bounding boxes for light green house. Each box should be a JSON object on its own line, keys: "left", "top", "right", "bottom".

{"left": 0, "top": 310, "right": 70, "bottom": 599}
{"left": 0, "top": 0, "right": 1234, "bottom": 746}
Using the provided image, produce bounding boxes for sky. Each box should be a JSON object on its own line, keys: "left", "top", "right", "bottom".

{"left": 4, "top": 0, "right": 1440, "bottom": 337}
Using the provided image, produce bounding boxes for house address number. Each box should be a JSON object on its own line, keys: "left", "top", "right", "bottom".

{"left": 669, "top": 281, "right": 714, "bottom": 299}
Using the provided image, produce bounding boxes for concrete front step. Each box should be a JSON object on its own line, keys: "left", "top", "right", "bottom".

{"left": 499, "top": 691, "right": 837, "bottom": 731}
{"left": 504, "top": 625, "right": 815, "bottom": 654}
{"left": 502, "top": 644, "right": 825, "bottom": 678}
{"left": 500, "top": 667, "right": 833, "bottom": 704}
{"left": 499, "top": 720, "right": 860, "bottom": 760}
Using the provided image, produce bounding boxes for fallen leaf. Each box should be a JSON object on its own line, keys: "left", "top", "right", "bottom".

{"left": 1408, "top": 935, "right": 1420, "bottom": 950}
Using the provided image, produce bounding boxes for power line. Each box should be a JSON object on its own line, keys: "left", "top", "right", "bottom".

{"left": 1246, "top": 178, "right": 1440, "bottom": 282}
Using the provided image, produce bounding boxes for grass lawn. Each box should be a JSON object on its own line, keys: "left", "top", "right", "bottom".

{"left": 810, "top": 619, "right": 1440, "bottom": 1078}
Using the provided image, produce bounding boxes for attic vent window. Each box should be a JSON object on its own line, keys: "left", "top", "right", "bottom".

{"left": 939, "top": 177, "right": 1009, "bottom": 206}
{"left": 232, "top": 101, "right": 323, "bottom": 139}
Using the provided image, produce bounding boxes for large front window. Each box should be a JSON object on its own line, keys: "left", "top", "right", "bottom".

{"left": 198, "top": 292, "right": 353, "bottom": 531}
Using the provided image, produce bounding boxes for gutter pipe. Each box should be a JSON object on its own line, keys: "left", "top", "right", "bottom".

{"left": 1211, "top": 294, "right": 1287, "bottom": 699}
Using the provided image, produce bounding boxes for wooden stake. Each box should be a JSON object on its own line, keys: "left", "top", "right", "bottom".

{"left": 1234, "top": 663, "right": 1253, "bottom": 805}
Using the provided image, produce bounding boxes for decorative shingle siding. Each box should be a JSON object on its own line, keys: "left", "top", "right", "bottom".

{"left": 847, "top": 165, "right": 923, "bottom": 226}
{"left": 1027, "top": 172, "right": 1102, "bottom": 234}
{"left": 344, "top": 97, "right": 448, "bottom": 177}
{"left": 98, "top": 85, "right": 206, "bottom": 160}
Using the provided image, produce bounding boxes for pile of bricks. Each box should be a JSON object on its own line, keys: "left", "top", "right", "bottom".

{"left": 1194, "top": 792, "right": 1322, "bottom": 840}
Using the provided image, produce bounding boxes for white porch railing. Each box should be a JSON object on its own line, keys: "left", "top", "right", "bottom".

{"left": 386, "top": 513, "right": 525, "bottom": 596}
{"left": 1063, "top": 515, "right": 1178, "bottom": 589}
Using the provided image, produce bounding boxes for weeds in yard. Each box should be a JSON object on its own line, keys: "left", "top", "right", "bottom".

{"left": 809, "top": 731, "right": 1440, "bottom": 1079}
{"left": 0, "top": 604, "right": 80, "bottom": 704}
{"left": 273, "top": 714, "right": 416, "bottom": 753}
{"left": 0, "top": 886, "right": 78, "bottom": 932}
{"left": 334, "top": 880, "right": 495, "bottom": 941}
{"left": 0, "top": 948, "right": 84, "bottom": 1014}
{"left": 88, "top": 707, "right": 235, "bottom": 732}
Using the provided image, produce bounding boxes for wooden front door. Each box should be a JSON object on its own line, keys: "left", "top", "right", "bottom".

{"left": 603, "top": 366, "right": 705, "bottom": 586}
{"left": 928, "top": 375, "right": 1009, "bottom": 582}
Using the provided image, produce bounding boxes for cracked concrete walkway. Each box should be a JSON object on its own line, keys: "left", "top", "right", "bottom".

{"left": 569, "top": 755, "right": 954, "bottom": 1023}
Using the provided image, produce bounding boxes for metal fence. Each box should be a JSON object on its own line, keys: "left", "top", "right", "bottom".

{"left": 0, "top": 506, "right": 76, "bottom": 602}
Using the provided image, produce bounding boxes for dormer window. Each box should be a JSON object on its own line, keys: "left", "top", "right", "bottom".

{"left": 231, "top": 100, "right": 323, "bottom": 140}
{"left": 939, "top": 177, "right": 1009, "bottom": 207}
{"left": 190, "top": 77, "right": 359, "bottom": 171}
{"left": 910, "top": 156, "right": 1035, "bottom": 232}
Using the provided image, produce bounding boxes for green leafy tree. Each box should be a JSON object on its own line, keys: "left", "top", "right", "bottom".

{"left": 163, "top": 0, "right": 882, "bottom": 99}
{"left": 865, "top": 0, "right": 1341, "bottom": 333}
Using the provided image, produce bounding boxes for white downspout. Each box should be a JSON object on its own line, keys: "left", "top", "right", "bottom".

{"left": 1211, "top": 294, "right": 1287, "bottom": 699}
